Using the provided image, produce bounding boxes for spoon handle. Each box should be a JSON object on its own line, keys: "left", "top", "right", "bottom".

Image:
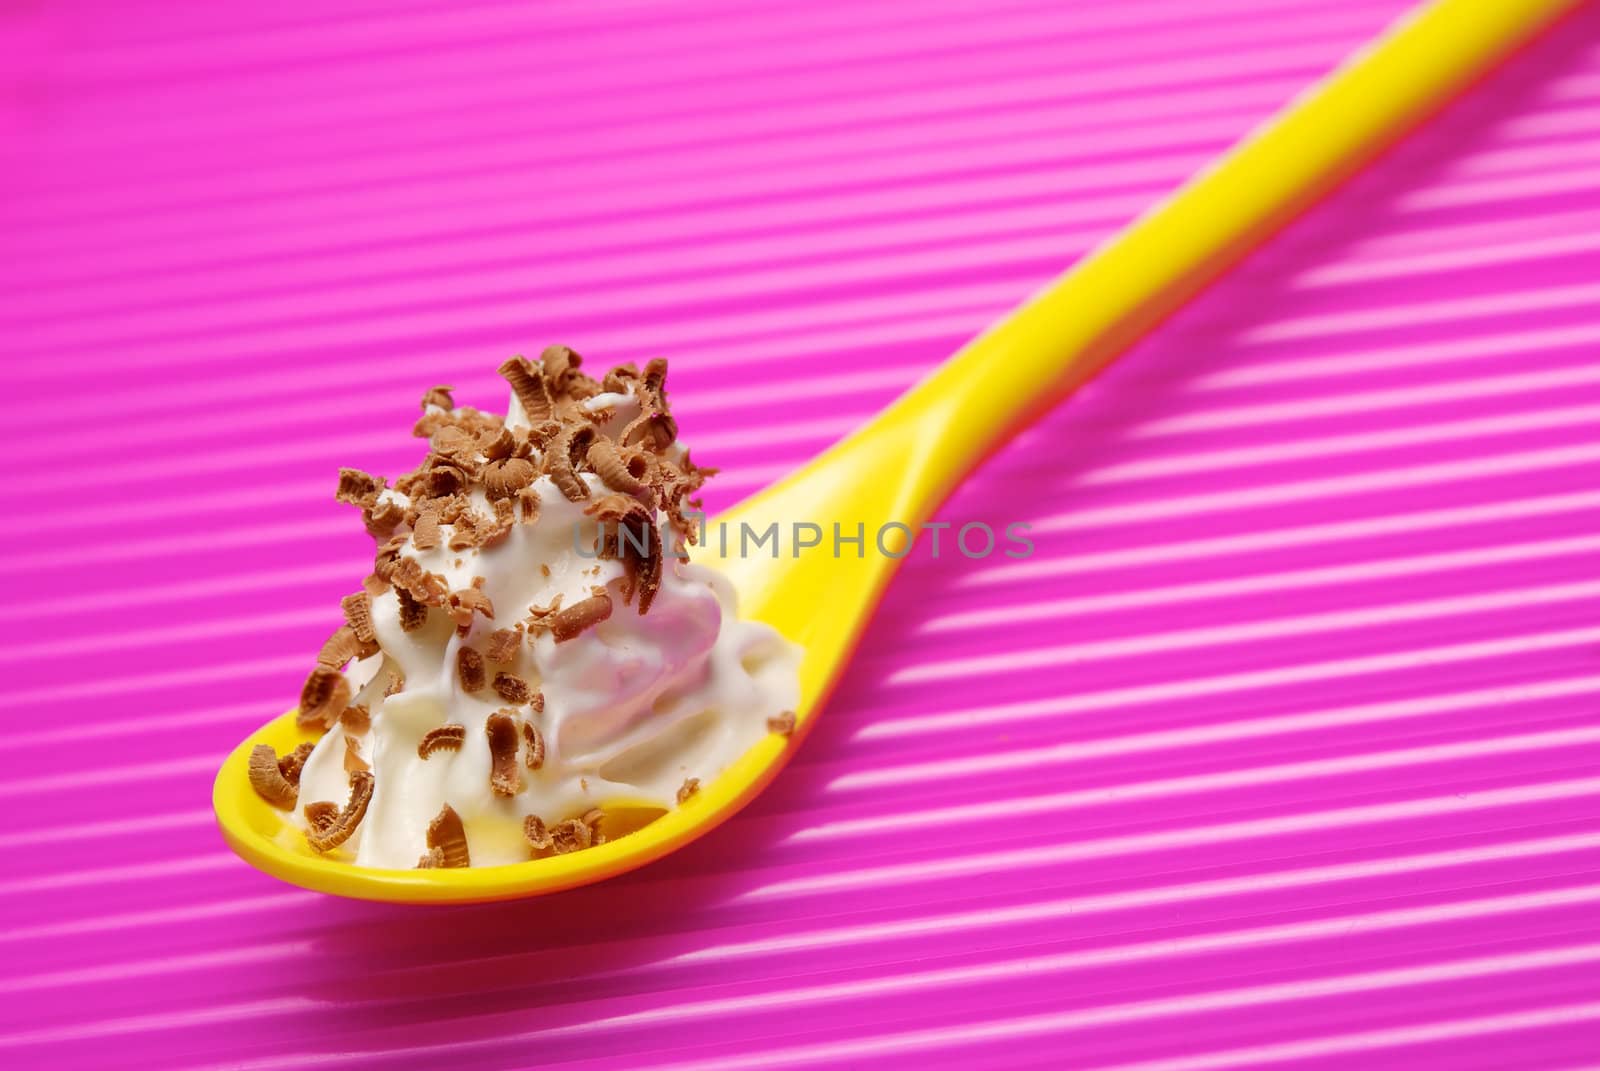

{"left": 748, "top": 0, "right": 1581, "bottom": 534}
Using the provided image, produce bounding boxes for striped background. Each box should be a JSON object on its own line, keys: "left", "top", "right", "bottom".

{"left": 5, "top": 0, "right": 1600, "bottom": 1067}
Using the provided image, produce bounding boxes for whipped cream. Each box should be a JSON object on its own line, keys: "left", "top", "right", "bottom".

{"left": 289, "top": 376, "right": 800, "bottom": 868}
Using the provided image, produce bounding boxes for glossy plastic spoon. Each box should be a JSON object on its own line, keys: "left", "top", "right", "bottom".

{"left": 215, "top": 0, "right": 1582, "bottom": 902}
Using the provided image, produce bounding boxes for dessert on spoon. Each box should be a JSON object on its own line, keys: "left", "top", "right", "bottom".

{"left": 247, "top": 349, "right": 800, "bottom": 872}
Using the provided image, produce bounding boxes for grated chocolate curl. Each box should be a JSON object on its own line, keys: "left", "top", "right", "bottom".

{"left": 485, "top": 627, "right": 521, "bottom": 663}
{"left": 550, "top": 817, "right": 593, "bottom": 854}
{"left": 340, "top": 592, "right": 377, "bottom": 645}
{"left": 317, "top": 626, "right": 368, "bottom": 669}
{"left": 546, "top": 423, "right": 596, "bottom": 503}
{"left": 418, "top": 724, "right": 466, "bottom": 758}
{"left": 516, "top": 486, "right": 541, "bottom": 524}
{"left": 524, "top": 814, "right": 553, "bottom": 853}
{"left": 448, "top": 578, "right": 495, "bottom": 631}
{"left": 498, "top": 355, "right": 553, "bottom": 424}
{"left": 248, "top": 745, "right": 299, "bottom": 809}
{"left": 397, "top": 589, "right": 429, "bottom": 632}
{"left": 411, "top": 511, "right": 442, "bottom": 551}
{"left": 392, "top": 557, "right": 448, "bottom": 607}
{"left": 492, "top": 672, "right": 531, "bottom": 704}
{"left": 335, "top": 468, "right": 385, "bottom": 508}
{"left": 587, "top": 438, "right": 651, "bottom": 499}
{"left": 304, "top": 801, "right": 339, "bottom": 833}
{"left": 343, "top": 735, "right": 369, "bottom": 774}
{"left": 550, "top": 593, "right": 612, "bottom": 643}
{"left": 426, "top": 803, "right": 470, "bottom": 868}
{"left": 277, "top": 742, "right": 315, "bottom": 786}
{"left": 305, "top": 771, "right": 374, "bottom": 853}
{"left": 340, "top": 703, "right": 371, "bottom": 732}
{"left": 522, "top": 721, "right": 545, "bottom": 770}
{"left": 298, "top": 665, "right": 350, "bottom": 729}
{"left": 486, "top": 711, "right": 521, "bottom": 798}
{"left": 483, "top": 456, "right": 536, "bottom": 499}
{"left": 456, "top": 647, "right": 486, "bottom": 693}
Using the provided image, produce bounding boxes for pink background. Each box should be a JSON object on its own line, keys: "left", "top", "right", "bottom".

{"left": 5, "top": 0, "right": 1600, "bottom": 1067}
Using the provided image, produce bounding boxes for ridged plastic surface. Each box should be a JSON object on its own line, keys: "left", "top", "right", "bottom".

{"left": 5, "top": 1, "right": 1600, "bottom": 1067}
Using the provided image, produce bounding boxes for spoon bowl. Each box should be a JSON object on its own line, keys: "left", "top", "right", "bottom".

{"left": 214, "top": 0, "right": 1578, "bottom": 901}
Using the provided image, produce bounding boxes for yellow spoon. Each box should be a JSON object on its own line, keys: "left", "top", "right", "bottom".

{"left": 214, "top": 0, "right": 1581, "bottom": 902}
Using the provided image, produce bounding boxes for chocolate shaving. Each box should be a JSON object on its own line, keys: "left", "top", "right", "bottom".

{"left": 364, "top": 496, "right": 405, "bottom": 538}
{"left": 390, "top": 557, "right": 442, "bottom": 605}
{"left": 426, "top": 803, "right": 470, "bottom": 868}
{"left": 588, "top": 438, "right": 650, "bottom": 498}
{"left": 677, "top": 778, "right": 700, "bottom": 805}
{"left": 585, "top": 495, "right": 662, "bottom": 614}
{"left": 304, "top": 801, "right": 339, "bottom": 833}
{"left": 340, "top": 703, "right": 371, "bottom": 732}
{"left": 430, "top": 425, "right": 476, "bottom": 462}
{"left": 768, "top": 711, "right": 796, "bottom": 737}
{"left": 483, "top": 456, "right": 536, "bottom": 499}
{"left": 434, "top": 493, "right": 471, "bottom": 525}
{"left": 420, "top": 385, "right": 455, "bottom": 411}
{"left": 622, "top": 358, "right": 678, "bottom": 452}
{"left": 582, "top": 807, "right": 607, "bottom": 845}
{"left": 550, "top": 817, "right": 593, "bottom": 854}
{"left": 317, "top": 626, "right": 361, "bottom": 668}
{"left": 448, "top": 578, "right": 495, "bottom": 630}
{"left": 632, "top": 524, "right": 663, "bottom": 614}
{"left": 486, "top": 627, "right": 521, "bottom": 663}
{"left": 418, "top": 723, "right": 466, "bottom": 758}
{"left": 498, "top": 356, "right": 554, "bottom": 424}
{"left": 411, "top": 510, "right": 441, "bottom": 550}
{"left": 525, "top": 594, "right": 564, "bottom": 635}
{"left": 336, "top": 468, "right": 385, "bottom": 508}
{"left": 586, "top": 491, "right": 646, "bottom": 529}
{"left": 446, "top": 513, "right": 480, "bottom": 551}
{"left": 340, "top": 592, "right": 377, "bottom": 645}
{"left": 481, "top": 498, "right": 516, "bottom": 548}
{"left": 524, "top": 814, "right": 553, "bottom": 852}
{"left": 486, "top": 711, "right": 521, "bottom": 797}
{"left": 601, "top": 364, "right": 640, "bottom": 392}
{"left": 298, "top": 665, "right": 350, "bottom": 729}
{"left": 373, "top": 533, "right": 408, "bottom": 582}
{"left": 492, "top": 672, "right": 531, "bottom": 703}
{"left": 412, "top": 404, "right": 500, "bottom": 441}
{"left": 417, "top": 847, "right": 446, "bottom": 868}
{"left": 479, "top": 426, "right": 514, "bottom": 461}
{"left": 392, "top": 557, "right": 448, "bottom": 606}
{"left": 546, "top": 424, "right": 596, "bottom": 502}
{"left": 397, "top": 588, "right": 429, "bottom": 632}
{"left": 522, "top": 721, "right": 545, "bottom": 770}
{"left": 620, "top": 408, "right": 676, "bottom": 454}
{"left": 457, "top": 647, "right": 485, "bottom": 693}
{"left": 305, "top": 770, "right": 373, "bottom": 853}
{"left": 541, "top": 343, "right": 579, "bottom": 381}
{"left": 425, "top": 458, "right": 471, "bottom": 498}
{"left": 343, "top": 735, "right": 369, "bottom": 774}
{"left": 248, "top": 744, "right": 299, "bottom": 809}
{"left": 278, "top": 742, "right": 315, "bottom": 785}
{"left": 516, "top": 486, "right": 541, "bottom": 524}
{"left": 551, "top": 593, "right": 612, "bottom": 643}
